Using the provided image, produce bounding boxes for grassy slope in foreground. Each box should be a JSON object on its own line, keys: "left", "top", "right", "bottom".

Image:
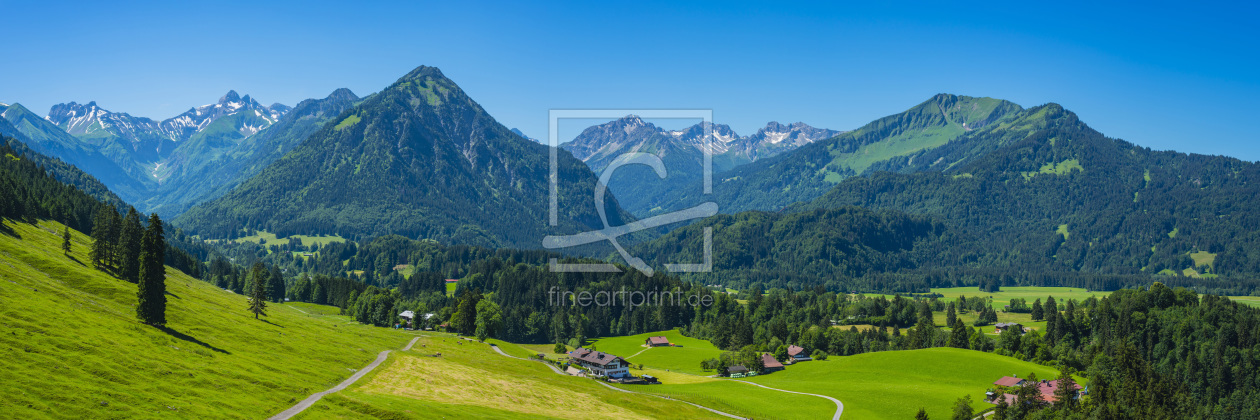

{"left": 747, "top": 347, "right": 1075, "bottom": 420}
{"left": 295, "top": 334, "right": 727, "bottom": 419}
{"left": 0, "top": 219, "right": 411, "bottom": 418}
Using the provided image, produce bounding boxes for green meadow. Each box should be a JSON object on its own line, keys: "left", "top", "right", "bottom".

{"left": 0, "top": 219, "right": 410, "bottom": 418}
{"left": 232, "top": 230, "right": 347, "bottom": 247}
{"left": 589, "top": 329, "right": 724, "bottom": 375}
{"left": 746, "top": 347, "right": 1078, "bottom": 420}
{"left": 295, "top": 334, "right": 726, "bottom": 419}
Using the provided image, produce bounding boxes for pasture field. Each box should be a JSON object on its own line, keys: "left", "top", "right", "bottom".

{"left": 746, "top": 347, "right": 1079, "bottom": 420}
{"left": 294, "top": 334, "right": 726, "bottom": 419}
{"left": 0, "top": 219, "right": 410, "bottom": 419}
{"left": 232, "top": 230, "right": 347, "bottom": 247}
{"left": 614, "top": 367, "right": 837, "bottom": 420}
{"left": 1230, "top": 296, "right": 1260, "bottom": 307}
{"left": 589, "top": 329, "right": 724, "bottom": 375}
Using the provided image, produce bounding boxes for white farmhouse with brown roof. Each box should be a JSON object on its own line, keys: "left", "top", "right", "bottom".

{"left": 567, "top": 348, "right": 630, "bottom": 378}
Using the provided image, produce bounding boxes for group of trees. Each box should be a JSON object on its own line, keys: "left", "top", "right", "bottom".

{"left": 87, "top": 205, "right": 170, "bottom": 325}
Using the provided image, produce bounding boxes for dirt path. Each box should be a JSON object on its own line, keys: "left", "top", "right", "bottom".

{"left": 477, "top": 339, "right": 746, "bottom": 419}
{"left": 268, "top": 336, "right": 419, "bottom": 420}
{"left": 726, "top": 378, "right": 844, "bottom": 420}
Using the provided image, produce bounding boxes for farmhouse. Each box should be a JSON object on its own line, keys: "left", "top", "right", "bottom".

{"left": 787, "top": 345, "right": 811, "bottom": 362}
{"left": 761, "top": 353, "right": 784, "bottom": 372}
{"left": 993, "top": 376, "right": 1025, "bottom": 387}
{"left": 567, "top": 348, "right": 630, "bottom": 378}
{"left": 988, "top": 377, "right": 1083, "bottom": 405}
{"left": 727, "top": 365, "right": 749, "bottom": 376}
{"left": 646, "top": 336, "right": 671, "bottom": 347}
{"left": 995, "top": 323, "right": 1025, "bottom": 334}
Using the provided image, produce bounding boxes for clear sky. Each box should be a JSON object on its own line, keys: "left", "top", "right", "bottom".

{"left": 3, "top": 1, "right": 1257, "bottom": 160}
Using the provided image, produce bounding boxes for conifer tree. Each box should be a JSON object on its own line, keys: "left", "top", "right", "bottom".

{"left": 118, "top": 207, "right": 142, "bottom": 282}
{"left": 61, "top": 226, "right": 71, "bottom": 255}
{"left": 88, "top": 205, "right": 111, "bottom": 270}
{"left": 1031, "top": 298, "right": 1044, "bottom": 321}
{"left": 247, "top": 262, "right": 268, "bottom": 319}
{"left": 105, "top": 209, "right": 122, "bottom": 268}
{"left": 136, "top": 214, "right": 167, "bottom": 326}
{"left": 268, "top": 265, "right": 286, "bottom": 303}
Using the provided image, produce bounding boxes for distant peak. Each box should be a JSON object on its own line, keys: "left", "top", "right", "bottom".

{"left": 328, "top": 88, "right": 359, "bottom": 101}
{"left": 399, "top": 65, "right": 447, "bottom": 82}
{"left": 220, "top": 90, "right": 242, "bottom": 103}
{"left": 618, "top": 115, "right": 646, "bottom": 125}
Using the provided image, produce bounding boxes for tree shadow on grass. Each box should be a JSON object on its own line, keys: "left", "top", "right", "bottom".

{"left": 66, "top": 254, "right": 85, "bottom": 266}
{"left": 159, "top": 326, "right": 231, "bottom": 354}
{"left": 258, "top": 318, "right": 285, "bottom": 329}
{"left": 0, "top": 218, "right": 20, "bottom": 238}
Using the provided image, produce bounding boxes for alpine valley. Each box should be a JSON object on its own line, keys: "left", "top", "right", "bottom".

{"left": 6, "top": 63, "right": 1260, "bottom": 420}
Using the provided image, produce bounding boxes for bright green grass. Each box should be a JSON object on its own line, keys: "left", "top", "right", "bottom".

{"left": 1229, "top": 296, "right": 1260, "bottom": 307}
{"left": 1023, "top": 159, "right": 1083, "bottom": 180}
{"left": 930, "top": 286, "right": 1110, "bottom": 309}
{"left": 445, "top": 281, "right": 457, "bottom": 297}
{"left": 588, "top": 330, "right": 724, "bottom": 375}
{"left": 0, "top": 219, "right": 412, "bottom": 418}
{"left": 297, "top": 334, "right": 724, "bottom": 419}
{"left": 1190, "top": 251, "right": 1217, "bottom": 268}
{"left": 1056, "top": 224, "right": 1070, "bottom": 240}
{"left": 615, "top": 372, "right": 837, "bottom": 420}
{"left": 333, "top": 114, "right": 360, "bottom": 131}
{"left": 746, "top": 347, "right": 1077, "bottom": 420}
{"left": 233, "top": 230, "right": 347, "bottom": 247}
{"left": 828, "top": 125, "right": 963, "bottom": 176}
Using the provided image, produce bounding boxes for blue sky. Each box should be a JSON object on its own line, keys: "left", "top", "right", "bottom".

{"left": 3, "top": 1, "right": 1257, "bottom": 160}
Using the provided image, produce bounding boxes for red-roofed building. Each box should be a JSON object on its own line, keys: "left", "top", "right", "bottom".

{"left": 994, "top": 376, "right": 1026, "bottom": 387}
{"left": 787, "top": 345, "right": 811, "bottom": 361}
{"left": 646, "top": 336, "right": 671, "bottom": 347}
{"left": 1037, "top": 379, "right": 1081, "bottom": 403}
{"left": 761, "top": 353, "right": 784, "bottom": 372}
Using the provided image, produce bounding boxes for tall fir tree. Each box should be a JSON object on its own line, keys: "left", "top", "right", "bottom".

{"left": 118, "top": 207, "right": 143, "bottom": 283}
{"left": 136, "top": 214, "right": 167, "bottom": 326}
{"left": 105, "top": 209, "right": 122, "bottom": 269}
{"left": 268, "top": 265, "right": 285, "bottom": 303}
{"left": 61, "top": 226, "right": 72, "bottom": 255}
{"left": 247, "top": 262, "right": 268, "bottom": 319}
{"left": 88, "top": 205, "right": 111, "bottom": 270}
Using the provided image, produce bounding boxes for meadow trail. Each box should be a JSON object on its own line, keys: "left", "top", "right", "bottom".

{"left": 473, "top": 338, "right": 747, "bottom": 419}
{"left": 268, "top": 336, "right": 420, "bottom": 420}
{"left": 727, "top": 378, "right": 844, "bottom": 420}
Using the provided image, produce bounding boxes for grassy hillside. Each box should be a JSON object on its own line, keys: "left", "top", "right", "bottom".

{"left": 589, "top": 329, "right": 724, "bottom": 375}
{"left": 0, "top": 219, "right": 412, "bottom": 418}
{"left": 294, "top": 334, "right": 727, "bottom": 419}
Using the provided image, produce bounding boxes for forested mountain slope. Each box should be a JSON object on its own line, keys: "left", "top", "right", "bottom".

{"left": 651, "top": 94, "right": 1023, "bottom": 214}
{"left": 800, "top": 103, "right": 1260, "bottom": 277}
{"left": 177, "top": 66, "right": 628, "bottom": 248}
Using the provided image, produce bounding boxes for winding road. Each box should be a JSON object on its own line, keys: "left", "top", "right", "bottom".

{"left": 268, "top": 336, "right": 420, "bottom": 420}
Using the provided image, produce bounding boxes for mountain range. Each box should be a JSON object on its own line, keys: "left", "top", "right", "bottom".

{"left": 9, "top": 65, "right": 1260, "bottom": 288}
{"left": 174, "top": 66, "right": 627, "bottom": 248}
{"left": 560, "top": 116, "right": 839, "bottom": 216}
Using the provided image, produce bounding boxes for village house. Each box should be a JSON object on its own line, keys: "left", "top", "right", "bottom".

{"left": 761, "top": 353, "right": 784, "bottom": 373}
{"left": 787, "top": 345, "right": 811, "bottom": 362}
{"left": 727, "top": 365, "right": 749, "bottom": 377}
{"left": 646, "top": 336, "right": 671, "bottom": 347}
{"left": 988, "top": 376, "right": 1083, "bottom": 405}
{"left": 995, "top": 322, "right": 1025, "bottom": 334}
{"left": 567, "top": 348, "right": 631, "bottom": 378}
